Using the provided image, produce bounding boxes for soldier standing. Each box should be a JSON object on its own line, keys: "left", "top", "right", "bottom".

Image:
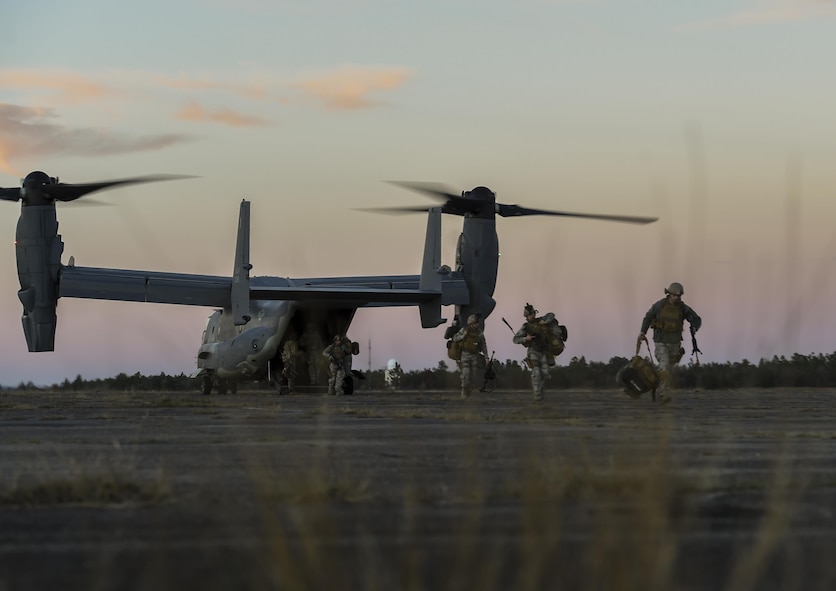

{"left": 639, "top": 282, "right": 702, "bottom": 405}
{"left": 323, "top": 334, "right": 353, "bottom": 396}
{"left": 513, "top": 303, "right": 557, "bottom": 402}
{"left": 452, "top": 314, "right": 489, "bottom": 400}
{"left": 280, "top": 339, "right": 300, "bottom": 394}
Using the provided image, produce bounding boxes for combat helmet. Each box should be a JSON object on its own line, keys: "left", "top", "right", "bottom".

{"left": 665, "top": 282, "right": 684, "bottom": 296}
{"left": 524, "top": 303, "right": 537, "bottom": 317}
{"left": 467, "top": 314, "right": 480, "bottom": 325}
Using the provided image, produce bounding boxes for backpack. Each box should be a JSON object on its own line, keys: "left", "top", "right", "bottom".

{"left": 447, "top": 339, "right": 462, "bottom": 361}
{"left": 550, "top": 335, "right": 566, "bottom": 357}
{"left": 541, "top": 313, "right": 567, "bottom": 356}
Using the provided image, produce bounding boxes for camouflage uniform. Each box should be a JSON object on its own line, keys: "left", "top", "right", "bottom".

{"left": 513, "top": 303, "right": 556, "bottom": 401}
{"left": 639, "top": 282, "right": 701, "bottom": 405}
{"left": 280, "top": 339, "right": 299, "bottom": 393}
{"left": 452, "top": 315, "right": 489, "bottom": 399}
{"left": 323, "top": 335, "right": 353, "bottom": 396}
{"left": 301, "top": 323, "right": 325, "bottom": 384}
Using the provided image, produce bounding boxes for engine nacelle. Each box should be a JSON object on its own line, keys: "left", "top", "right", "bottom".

{"left": 16, "top": 205, "right": 63, "bottom": 351}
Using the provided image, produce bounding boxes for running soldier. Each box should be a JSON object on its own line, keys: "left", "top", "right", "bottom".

{"left": 639, "top": 282, "right": 702, "bottom": 405}
{"left": 280, "top": 339, "right": 300, "bottom": 394}
{"left": 452, "top": 314, "right": 489, "bottom": 400}
{"left": 323, "top": 334, "right": 353, "bottom": 396}
{"left": 513, "top": 303, "right": 561, "bottom": 402}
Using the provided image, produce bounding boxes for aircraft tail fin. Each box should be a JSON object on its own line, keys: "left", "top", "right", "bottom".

{"left": 418, "top": 206, "right": 446, "bottom": 328}
{"left": 231, "top": 199, "right": 251, "bottom": 325}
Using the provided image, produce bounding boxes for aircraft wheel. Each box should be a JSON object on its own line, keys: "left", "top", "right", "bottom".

{"left": 230, "top": 382, "right": 238, "bottom": 395}
{"left": 201, "top": 376, "right": 212, "bottom": 396}
{"left": 217, "top": 380, "right": 229, "bottom": 395}
{"left": 343, "top": 375, "right": 354, "bottom": 396}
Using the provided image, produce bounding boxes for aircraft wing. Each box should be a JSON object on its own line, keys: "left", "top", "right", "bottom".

{"left": 59, "top": 266, "right": 233, "bottom": 306}
{"left": 250, "top": 274, "right": 469, "bottom": 308}
{"left": 58, "top": 267, "right": 469, "bottom": 308}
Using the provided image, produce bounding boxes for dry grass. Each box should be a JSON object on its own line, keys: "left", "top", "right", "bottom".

{"left": 231, "top": 421, "right": 801, "bottom": 591}
{"left": 0, "top": 389, "right": 826, "bottom": 590}
{"left": 0, "top": 453, "right": 170, "bottom": 507}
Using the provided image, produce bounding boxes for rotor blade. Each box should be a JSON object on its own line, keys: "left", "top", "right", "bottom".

{"left": 0, "top": 187, "right": 21, "bottom": 202}
{"left": 354, "top": 206, "right": 435, "bottom": 215}
{"left": 386, "top": 181, "right": 490, "bottom": 216}
{"left": 56, "top": 198, "right": 112, "bottom": 208}
{"left": 497, "top": 203, "right": 658, "bottom": 225}
{"left": 356, "top": 202, "right": 480, "bottom": 217}
{"left": 386, "top": 181, "right": 460, "bottom": 201}
{"left": 387, "top": 180, "right": 481, "bottom": 213}
{"left": 45, "top": 174, "right": 195, "bottom": 202}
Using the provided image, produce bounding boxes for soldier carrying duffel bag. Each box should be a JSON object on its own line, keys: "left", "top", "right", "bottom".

{"left": 637, "top": 281, "right": 702, "bottom": 405}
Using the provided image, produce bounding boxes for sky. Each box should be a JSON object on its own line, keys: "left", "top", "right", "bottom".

{"left": 2, "top": 0, "right": 835, "bottom": 386}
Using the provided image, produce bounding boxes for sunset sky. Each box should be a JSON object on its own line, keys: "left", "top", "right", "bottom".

{"left": 2, "top": 0, "right": 835, "bottom": 387}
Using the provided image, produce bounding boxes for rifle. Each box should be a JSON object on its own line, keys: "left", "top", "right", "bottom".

{"left": 691, "top": 328, "right": 702, "bottom": 366}
{"left": 479, "top": 351, "right": 497, "bottom": 392}
{"left": 502, "top": 317, "right": 531, "bottom": 369}
{"left": 501, "top": 317, "right": 515, "bottom": 333}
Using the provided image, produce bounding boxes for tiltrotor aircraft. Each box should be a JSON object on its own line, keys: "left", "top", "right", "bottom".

{"left": 2, "top": 172, "right": 657, "bottom": 394}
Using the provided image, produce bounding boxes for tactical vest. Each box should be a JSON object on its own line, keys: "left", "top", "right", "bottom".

{"left": 653, "top": 302, "right": 684, "bottom": 334}
{"left": 461, "top": 330, "right": 482, "bottom": 353}
{"left": 330, "top": 344, "right": 347, "bottom": 360}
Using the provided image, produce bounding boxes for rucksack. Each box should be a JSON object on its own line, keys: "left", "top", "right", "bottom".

{"left": 447, "top": 339, "right": 462, "bottom": 361}
{"left": 550, "top": 335, "right": 566, "bottom": 357}
{"left": 541, "top": 312, "right": 567, "bottom": 357}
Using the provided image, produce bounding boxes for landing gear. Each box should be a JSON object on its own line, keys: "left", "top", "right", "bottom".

{"left": 200, "top": 375, "right": 238, "bottom": 395}
{"left": 216, "top": 380, "right": 238, "bottom": 395}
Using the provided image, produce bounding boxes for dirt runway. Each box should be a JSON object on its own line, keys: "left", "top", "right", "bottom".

{"left": 1, "top": 387, "right": 834, "bottom": 590}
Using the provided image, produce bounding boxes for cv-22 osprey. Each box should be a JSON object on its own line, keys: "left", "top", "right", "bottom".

{"left": 2, "top": 172, "right": 656, "bottom": 394}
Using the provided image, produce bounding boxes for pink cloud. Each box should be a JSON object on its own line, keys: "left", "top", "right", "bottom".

{"left": 680, "top": 0, "right": 836, "bottom": 29}
{"left": 292, "top": 66, "right": 414, "bottom": 111}
{"left": 174, "top": 101, "right": 272, "bottom": 127}
{"left": 157, "top": 75, "right": 269, "bottom": 101}
{"left": 0, "top": 69, "right": 111, "bottom": 104}
{"left": 0, "top": 103, "right": 192, "bottom": 175}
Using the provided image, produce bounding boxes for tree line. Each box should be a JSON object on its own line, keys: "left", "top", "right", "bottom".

{"left": 6, "top": 352, "right": 836, "bottom": 392}
{"left": 377, "top": 352, "right": 836, "bottom": 391}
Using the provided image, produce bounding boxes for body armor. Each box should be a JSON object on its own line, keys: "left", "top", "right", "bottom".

{"left": 653, "top": 302, "right": 684, "bottom": 334}
{"left": 461, "top": 330, "right": 483, "bottom": 353}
